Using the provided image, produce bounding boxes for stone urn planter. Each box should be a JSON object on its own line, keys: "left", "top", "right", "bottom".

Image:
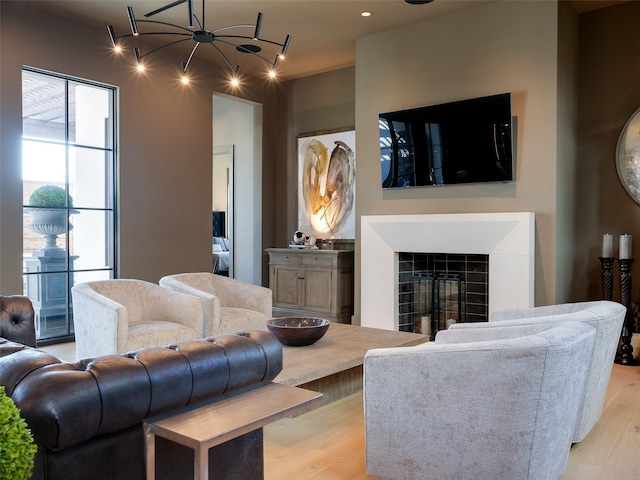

{"left": 25, "top": 185, "right": 78, "bottom": 252}
{"left": 26, "top": 208, "right": 79, "bottom": 250}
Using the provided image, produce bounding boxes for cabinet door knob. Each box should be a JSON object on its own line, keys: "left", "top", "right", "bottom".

{"left": 298, "top": 276, "right": 305, "bottom": 280}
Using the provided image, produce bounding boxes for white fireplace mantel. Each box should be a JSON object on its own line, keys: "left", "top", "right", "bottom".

{"left": 360, "top": 212, "right": 535, "bottom": 331}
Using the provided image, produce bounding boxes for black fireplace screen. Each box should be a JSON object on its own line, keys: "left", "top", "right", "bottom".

{"left": 398, "top": 252, "right": 489, "bottom": 335}
{"left": 412, "top": 274, "right": 465, "bottom": 338}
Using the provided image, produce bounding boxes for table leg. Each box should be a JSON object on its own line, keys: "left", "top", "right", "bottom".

{"left": 144, "top": 428, "right": 155, "bottom": 480}
{"left": 194, "top": 445, "right": 208, "bottom": 480}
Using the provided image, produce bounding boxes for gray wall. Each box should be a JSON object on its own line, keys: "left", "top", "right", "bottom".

{"left": 577, "top": 1, "right": 640, "bottom": 302}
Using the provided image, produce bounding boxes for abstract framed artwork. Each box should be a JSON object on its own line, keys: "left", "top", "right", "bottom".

{"left": 297, "top": 128, "right": 356, "bottom": 239}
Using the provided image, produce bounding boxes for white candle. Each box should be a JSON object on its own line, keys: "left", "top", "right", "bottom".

{"left": 619, "top": 234, "right": 632, "bottom": 259}
{"left": 602, "top": 234, "right": 613, "bottom": 258}
{"left": 421, "top": 316, "right": 432, "bottom": 337}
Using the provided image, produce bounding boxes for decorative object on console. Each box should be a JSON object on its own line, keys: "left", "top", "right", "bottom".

{"left": 615, "top": 105, "right": 640, "bottom": 205}
{"left": 106, "top": 0, "right": 291, "bottom": 85}
{"left": 297, "top": 129, "right": 355, "bottom": 240}
{"left": 266, "top": 317, "right": 330, "bottom": 346}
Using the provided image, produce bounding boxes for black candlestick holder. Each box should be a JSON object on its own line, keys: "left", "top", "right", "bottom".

{"left": 599, "top": 257, "right": 615, "bottom": 300}
{"left": 615, "top": 258, "right": 639, "bottom": 366}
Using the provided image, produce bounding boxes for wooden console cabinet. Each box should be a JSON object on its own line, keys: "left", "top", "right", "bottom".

{"left": 266, "top": 248, "right": 354, "bottom": 323}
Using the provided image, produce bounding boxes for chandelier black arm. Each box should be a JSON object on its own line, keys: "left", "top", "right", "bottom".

{"left": 137, "top": 37, "right": 193, "bottom": 59}
{"left": 144, "top": 0, "right": 187, "bottom": 18}
{"left": 208, "top": 43, "right": 239, "bottom": 76}
{"left": 135, "top": 18, "right": 195, "bottom": 34}
{"left": 182, "top": 42, "right": 200, "bottom": 72}
{"left": 211, "top": 24, "right": 255, "bottom": 34}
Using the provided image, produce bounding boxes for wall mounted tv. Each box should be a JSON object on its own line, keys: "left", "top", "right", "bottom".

{"left": 379, "top": 93, "right": 513, "bottom": 189}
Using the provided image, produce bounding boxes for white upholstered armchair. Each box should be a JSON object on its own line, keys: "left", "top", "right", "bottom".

{"left": 159, "top": 272, "right": 272, "bottom": 336}
{"left": 364, "top": 321, "right": 596, "bottom": 480}
{"left": 448, "top": 300, "right": 625, "bottom": 442}
{"left": 72, "top": 279, "right": 205, "bottom": 359}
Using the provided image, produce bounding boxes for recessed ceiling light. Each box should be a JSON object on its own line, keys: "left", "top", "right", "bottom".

{"left": 361, "top": 11, "right": 372, "bottom": 17}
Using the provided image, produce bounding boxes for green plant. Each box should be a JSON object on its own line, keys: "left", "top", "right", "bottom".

{"left": 0, "top": 386, "right": 37, "bottom": 480}
{"left": 29, "top": 184, "right": 73, "bottom": 208}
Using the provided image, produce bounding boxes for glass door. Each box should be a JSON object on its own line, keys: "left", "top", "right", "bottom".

{"left": 22, "top": 68, "right": 117, "bottom": 344}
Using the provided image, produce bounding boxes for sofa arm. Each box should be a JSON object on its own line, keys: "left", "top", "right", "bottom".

{"left": 0, "top": 295, "right": 37, "bottom": 347}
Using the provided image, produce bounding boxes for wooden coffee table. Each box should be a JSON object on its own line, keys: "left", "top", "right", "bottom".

{"left": 274, "top": 322, "right": 428, "bottom": 405}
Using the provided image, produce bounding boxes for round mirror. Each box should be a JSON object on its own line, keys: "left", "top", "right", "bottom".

{"left": 616, "top": 106, "right": 640, "bottom": 204}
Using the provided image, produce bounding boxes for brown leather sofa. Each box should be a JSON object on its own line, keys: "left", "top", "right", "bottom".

{"left": 0, "top": 330, "right": 282, "bottom": 480}
{"left": 0, "top": 295, "right": 37, "bottom": 347}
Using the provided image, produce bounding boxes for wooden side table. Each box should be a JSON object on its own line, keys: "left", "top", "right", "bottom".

{"left": 144, "top": 382, "right": 322, "bottom": 480}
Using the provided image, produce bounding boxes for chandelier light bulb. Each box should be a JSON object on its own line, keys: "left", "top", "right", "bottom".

{"left": 268, "top": 70, "right": 277, "bottom": 79}
{"left": 136, "top": 63, "right": 145, "bottom": 72}
{"left": 231, "top": 77, "right": 240, "bottom": 87}
{"left": 181, "top": 75, "right": 190, "bottom": 84}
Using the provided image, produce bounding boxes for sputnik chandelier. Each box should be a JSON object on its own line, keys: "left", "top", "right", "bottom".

{"left": 107, "top": 0, "right": 291, "bottom": 85}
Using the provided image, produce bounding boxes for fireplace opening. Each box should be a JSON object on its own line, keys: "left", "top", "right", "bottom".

{"left": 398, "top": 253, "right": 489, "bottom": 336}
{"left": 412, "top": 273, "right": 465, "bottom": 337}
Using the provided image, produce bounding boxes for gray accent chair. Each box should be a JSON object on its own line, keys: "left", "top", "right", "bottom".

{"left": 72, "top": 279, "right": 205, "bottom": 360}
{"left": 159, "top": 272, "right": 272, "bottom": 336}
{"left": 447, "top": 300, "right": 625, "bottom": 442}
{"left": 364, "top": 321, "right": 596, "bottom": 480}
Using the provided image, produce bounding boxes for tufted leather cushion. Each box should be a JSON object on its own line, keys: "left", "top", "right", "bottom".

{"left": 6, "top": 330, "right": 283, "bottom": 452}
{"left": 0, "top": 295, "right": 37, "bottom": 347}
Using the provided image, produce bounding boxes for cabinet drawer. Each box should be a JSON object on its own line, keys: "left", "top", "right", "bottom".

{"left": 301, "top": 254, "right": 335, "bottom": 267}
{"left": 269, "top": 254, "right": 302, "bottom": 267}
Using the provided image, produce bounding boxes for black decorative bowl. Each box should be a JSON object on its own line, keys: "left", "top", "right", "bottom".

{"left": 266, "top": 317, "right": 330, "bottom": 347}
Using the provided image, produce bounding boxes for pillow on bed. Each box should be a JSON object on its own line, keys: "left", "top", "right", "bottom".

{"left": 213, "top": 237, "right": 230, "bottom": 251}
{"left": 213, "top": 244, "right": 223, "bottom": 252}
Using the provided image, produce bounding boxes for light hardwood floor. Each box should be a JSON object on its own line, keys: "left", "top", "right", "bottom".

{"left": 41, "top": 341, "right": 640, "bottom": 479}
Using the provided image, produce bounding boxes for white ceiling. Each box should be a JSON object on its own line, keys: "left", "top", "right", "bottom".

{"left": 30, "top": 0, "right": 625, "bottom": 81}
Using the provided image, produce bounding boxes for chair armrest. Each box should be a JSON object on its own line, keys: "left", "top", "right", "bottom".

{"left": 158, "top": 278, "right": 220, "bottom": 336}
{"left": 71, "top": 284, "right": 125, "bottom": 359}
{"left": 211, "top": 276, "right": 272, "bottom": 317}
{"left": 437, "top": 321, "right": 581, "bottom": 344}
{"left": 489, "top": 300, "right": 614, "bottom": 321}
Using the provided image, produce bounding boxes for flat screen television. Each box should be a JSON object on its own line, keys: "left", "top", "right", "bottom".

{"left": 379, "top": 93, "right": 513, "bottom": 189}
